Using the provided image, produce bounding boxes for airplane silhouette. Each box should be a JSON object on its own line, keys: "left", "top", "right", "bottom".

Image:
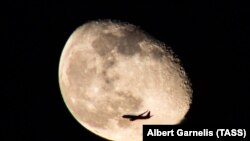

{"left": 122, "top": 110, "right": 152, "bottom": 121}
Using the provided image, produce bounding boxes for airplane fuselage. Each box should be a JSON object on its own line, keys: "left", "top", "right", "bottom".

{"left": 122, "top": 110, "right": 152, "bottom": 121}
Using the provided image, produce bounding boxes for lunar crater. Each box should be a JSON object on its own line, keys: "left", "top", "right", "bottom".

{"left": 91, "top": 25, "right": 145, "bottom": 57}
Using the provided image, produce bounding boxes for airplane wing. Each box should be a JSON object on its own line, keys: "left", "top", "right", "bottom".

{"left": 129, "top": 118, "right": 136, "bottom": 121}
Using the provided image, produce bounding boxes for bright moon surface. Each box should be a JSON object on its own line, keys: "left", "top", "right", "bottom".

{"left": 58, "top": 21, "right": 192, "bottom": 141}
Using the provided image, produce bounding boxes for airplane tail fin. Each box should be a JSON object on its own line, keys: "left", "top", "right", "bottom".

{"left": 146, "top": 111, "right": 150, "bottom": 117}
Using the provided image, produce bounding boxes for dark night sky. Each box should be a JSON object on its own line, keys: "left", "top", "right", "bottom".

{"left": 3, "top": 1, "right": 250, "bottom": 140}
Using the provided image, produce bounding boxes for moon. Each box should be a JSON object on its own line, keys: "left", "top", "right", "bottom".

{"left": 58, "top": 20, "right": 192, "bottom": 141}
